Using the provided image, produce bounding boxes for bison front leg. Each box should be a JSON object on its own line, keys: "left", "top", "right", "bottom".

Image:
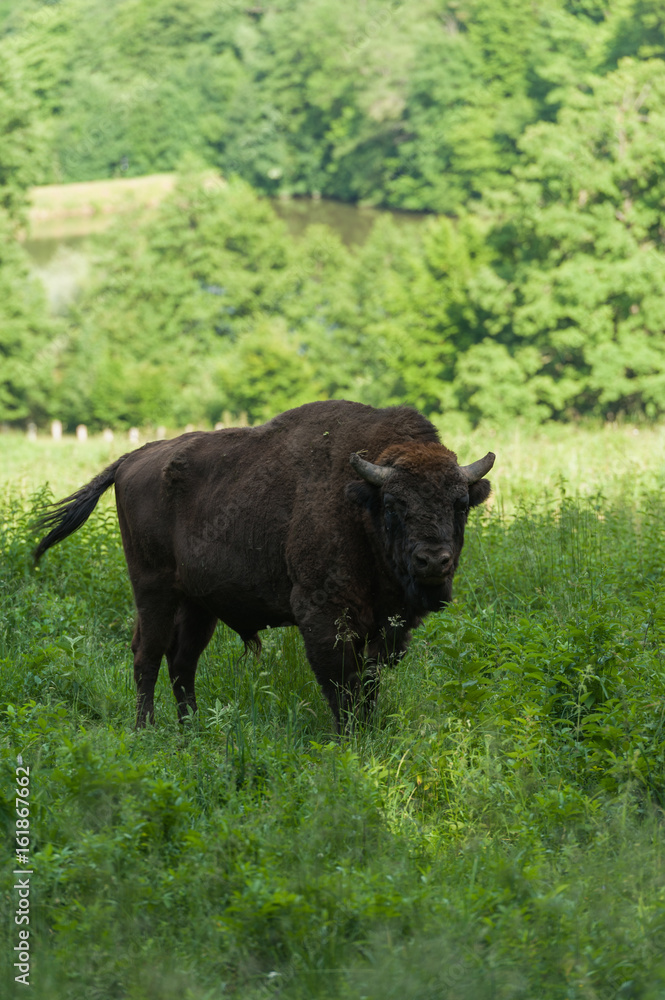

{"left": 297, "top": 613, "right": 379, "bottom": 733}
{"left": 290, "top": 580, "right": 381, "bottom": 731}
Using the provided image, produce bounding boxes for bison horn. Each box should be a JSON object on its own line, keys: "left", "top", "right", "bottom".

{"left": 349, "top": 453, "right": 393, "bottom": 486}
{"left": 459, "top": 452, "right": 495, "bottom": 483}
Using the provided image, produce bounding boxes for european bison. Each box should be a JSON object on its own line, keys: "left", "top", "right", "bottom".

{"left": 34, "top": 400, "right": 494, "bottom": 730}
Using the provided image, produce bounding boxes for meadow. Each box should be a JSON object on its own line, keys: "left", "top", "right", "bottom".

{"left": 1, "top": 422, "right": 665, "bottom": 999}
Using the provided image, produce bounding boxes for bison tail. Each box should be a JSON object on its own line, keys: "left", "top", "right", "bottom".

{"left": 33, "top": 455, "right": 128, "bottom": 564}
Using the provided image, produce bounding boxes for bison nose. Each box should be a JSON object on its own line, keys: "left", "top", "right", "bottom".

{"left": 414, "top": 547, "right": 453, "bottom": 581}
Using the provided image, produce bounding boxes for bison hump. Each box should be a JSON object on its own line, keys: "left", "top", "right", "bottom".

{"left": 160, "top": 437, "right": 210, "bottom": 495}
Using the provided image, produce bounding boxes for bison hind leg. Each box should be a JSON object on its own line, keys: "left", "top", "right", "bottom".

{"left": 132, "top": 602, "right": 177, "bottom": 727}
{"left": 166, "top": 602, "right": 217, "bottom": 723}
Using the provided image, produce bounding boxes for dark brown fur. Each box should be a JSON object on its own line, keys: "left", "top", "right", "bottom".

{"left": 33, "top": 400, "right": 493, "bottom": 730}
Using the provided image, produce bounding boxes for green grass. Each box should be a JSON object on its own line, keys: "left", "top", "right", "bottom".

{"left": 5, "top": 416, "right": 665, "bottom": 508}
{"left": 1, "top": 425, "right": 665, "bottom": 998}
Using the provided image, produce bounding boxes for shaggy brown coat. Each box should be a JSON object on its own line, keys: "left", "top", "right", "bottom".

{"left": 34, "top": 400, "right": 494, "bottom": 730}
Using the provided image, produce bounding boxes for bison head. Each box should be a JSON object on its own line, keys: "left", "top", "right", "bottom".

{"left": 346, "top": 442, "right": 494, "bottom": 612}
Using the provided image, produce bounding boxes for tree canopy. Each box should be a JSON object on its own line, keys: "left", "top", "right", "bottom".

{"left": 2, "top": 0, "right": 665, "bottom": 428}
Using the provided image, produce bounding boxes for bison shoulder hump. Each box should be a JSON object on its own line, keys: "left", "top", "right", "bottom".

{"left": 161, "top": 450, "right": 193, "bottom": 493}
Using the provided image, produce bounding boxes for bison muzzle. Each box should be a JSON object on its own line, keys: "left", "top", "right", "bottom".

{"left": 33, "top": 400, "right": 494, "bottom": 731}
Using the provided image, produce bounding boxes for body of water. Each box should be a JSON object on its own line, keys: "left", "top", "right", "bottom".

{"left": 24, "top": 195, "right": 427, "bottom": 313}
{"left": 272, "top": 196, "right": 425, "bottom": 245}
{"left": 25, "top": 195, "right": 426, "bottom": 263}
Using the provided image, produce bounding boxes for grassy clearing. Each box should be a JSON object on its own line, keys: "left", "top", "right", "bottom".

{"left": 1, "top": 425, "right": 665, "bottom": 998}
{"left": 25, "top": 174, "right": 176, "bottom": 240}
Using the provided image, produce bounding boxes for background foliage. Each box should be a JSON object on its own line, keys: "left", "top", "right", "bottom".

{"left": 2, "top": 0, "right": 655, "bottom": 208}
{"left": 1, "top": 0, "right": 665, "bottom": 427}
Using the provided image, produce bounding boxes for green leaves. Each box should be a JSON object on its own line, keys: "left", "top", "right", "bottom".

{"left": 0, "top": 49, "right": 48, "bottom": 220}
{"left": 438, "top": 56, "right": 665, "bottom": 422}
{"left": 0, "top": 209, "right": 55, "bottom": 423}
{"left": 5, "top": 1, "right": 665, "bottom": 427}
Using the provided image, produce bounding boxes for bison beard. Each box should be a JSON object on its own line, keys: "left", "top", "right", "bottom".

{"left": 33, "top": 401, "right": 494, "bottom": 732}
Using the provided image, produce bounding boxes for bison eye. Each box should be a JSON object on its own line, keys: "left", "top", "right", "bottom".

{"left": 383, "top": 493, "right": 404, "bottom": 517}
{"left": 454, "top": 495, "right": 470, "bottom": 515}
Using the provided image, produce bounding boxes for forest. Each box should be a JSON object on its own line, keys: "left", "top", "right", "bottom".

{"left": 2, "top": 0, "right": 665, "bottom": 429}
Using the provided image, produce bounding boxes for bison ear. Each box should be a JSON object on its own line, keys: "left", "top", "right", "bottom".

{"left": 469, "top": 479, "right": 491, "bottom": 508}
{"left": 345, "top": 481, "right": 375, "bottom": 508}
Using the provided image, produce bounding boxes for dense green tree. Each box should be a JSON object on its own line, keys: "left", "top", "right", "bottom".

{"left": 0, "top": 210, "right": 55, "bottom": 423}
{"left": 448, "top": 58, "right": 665, "bottom": 421}
{"left": 53, "top": 172, "right": 317, "bottom": 427}
{"left": 6, "top": 0, "right": 665, "bottom": 428}
{"left": 0, "top": 49, "right": 53, "bottom": 422}
{"left": 5, "top": 0, "right": 648, "bottom": 210}
{"left": 48, "top": 172, "right": 461, "bottom": 427}
{"left": 605, "top": 0, "right": 665, "bottom": 65}
{"left": 0, "top": 49, "right": 48, "bottom": 217}
{"left": 214, "top": 318, "right": 323, "bottom": 423}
